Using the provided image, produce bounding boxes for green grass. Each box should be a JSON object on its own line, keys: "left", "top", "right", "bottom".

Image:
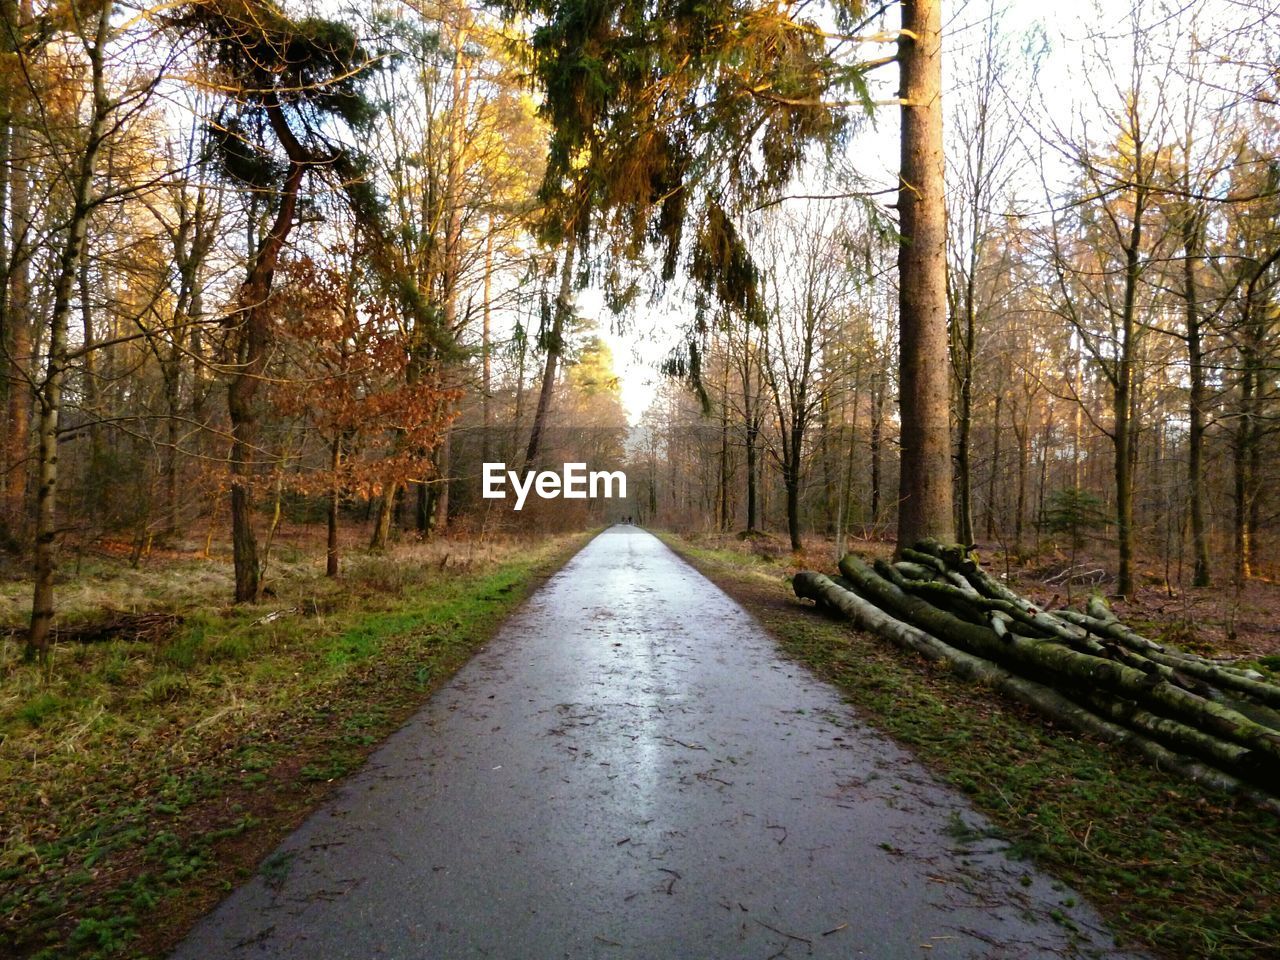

{"left": 665, "top": 535, "right": 1280, "bottom": 960}
{"left": 0, "top": 531, "right": 590, "bottom": 960}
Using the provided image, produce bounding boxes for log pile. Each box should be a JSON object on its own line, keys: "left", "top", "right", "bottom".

{"left": 793, "top": 540, "right": 1280, "bottom": 811}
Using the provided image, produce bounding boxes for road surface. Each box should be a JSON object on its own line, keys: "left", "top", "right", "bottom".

{"left": 171, "top": 526, "right": 1140, "bottom": 959}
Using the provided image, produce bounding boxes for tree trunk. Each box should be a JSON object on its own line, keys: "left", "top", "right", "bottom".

{"left": 27, "top": 7, "right": 111, "bottom": 660}
{"left": 785, "top": 433, "right": 803, "bottom": 552}
{"left": 985, "top": 393, "right": 1001, "bottom": 541}
{"left": 523, "top": 239, "right": 576, "bottom": 473}
{"left": 1182, "top": 215, "right": 1210, "bottom": 587}
{"left": 433, "top": 426, "right": 451, "bottom": 532}
{"left": 327, "top": 434, "right": 341, "bottom": 577}
{"left": 433, "top": 17, "right": 470, "bottom": 533}
{"left": 870, "top": 373, "right": 883, "bottom": 522}
{"left": 953, "top": 255, "right": 977, "bottom": 546}
{"left": 78, "top": 242, "right": 105, "bottom": 518}
{"left": 164, "top": 363, "right": 181, "bottom": 536}
{"left": 227, "top": 107, "right": 310, "bottom": 603}
{"left": 1233, "top": 358, "right": 1257, "bottom": 585}
{"left": 896, "top": 0, "right": 954, "bottom": 551}
{"left": 369, "top": 481, "right": 397, "bottom": 552}
{"left": 1, "top": 27, "right": 31, "bottom": 547}
{"left": 1014, "top": 415, "right": 1028, "bottom": 552}
{"left": 482, "top": 223, "right": 494, "bottom": 464}
{"left": 1112, "top": 164, "right": 1146, "bottom": 597}
{"left": 718, "top": 364, "right": 730, "bottom": 531}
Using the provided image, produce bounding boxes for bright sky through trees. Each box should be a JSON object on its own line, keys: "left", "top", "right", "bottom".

{"left": 588, "top": 0, "right": 1273, "bottom": 423}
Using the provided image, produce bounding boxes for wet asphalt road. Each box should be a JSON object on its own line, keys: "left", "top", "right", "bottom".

{"left": 171, "top": 526, "right": 1140, "bottom": 959}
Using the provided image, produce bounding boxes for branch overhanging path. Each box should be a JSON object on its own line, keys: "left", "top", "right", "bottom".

{"left": 170, "top": 527, "right": 1139, "bottom": 959}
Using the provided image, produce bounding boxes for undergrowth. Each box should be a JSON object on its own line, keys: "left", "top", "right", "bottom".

{"left": 0, "top": 531, "right": 589, "bottom": 959}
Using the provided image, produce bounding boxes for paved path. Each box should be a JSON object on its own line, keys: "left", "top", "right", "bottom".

{"left": 172, "top": 527, "right": 1139, "bottom": 959}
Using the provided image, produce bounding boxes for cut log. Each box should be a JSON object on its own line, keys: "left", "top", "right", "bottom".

{"left": 792, "top": 572, "right": 1280, "bottom": 812}
{"left": 837, "top": 553, "right": 1280, "bottom": 763}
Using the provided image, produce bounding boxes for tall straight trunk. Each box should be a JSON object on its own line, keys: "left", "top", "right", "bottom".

{"left": 327, "top": 434, "right": 341, "bottom": 577}
{"left": 870, "top": 376, "right": 883, "bottom": 521}
{"left": 509, "top": 311, "right": 528, "bottom": 465}
{"left": 0, "top": 112, "right": 9, "bottom": 541}
{"left": 896, "top": 0, "right": 954, "bottom": 551}
{"left": 189, "top": 281, "right": 207, "bottom": 427}
{"left": 759, "top": 450, "right": 769, "bottom": 530}
{"left": 985, "top": 392, "right": 1001, "bottom": 541}
{"left": 481, "top": 223, "right": 494, "bottom": 464}
{"left": 227, "top": 119, "right": 309, "bottom": 603}
{"left": 432, "top": 428, "right": 451, "bottom": 531}
{"left": 954, "top": 259, "right": 977, "bottom": 546}
{"left": 1232, "top": 368, "right": 1253, "bottom": 585}
{"left": 1, "top": 261, "right": 30, "bottom": 542}
{"left": 1113, "top": 211, "right": 1142, "bottom": 597}
{"left": 1014, "top": 417, "right": 1028, "bottom": 552}
{"left": 1181, "top": 215, "right": 1210, "bottom": 587}
{"left": 431, "top": 25, "right": 471, "bottom": 534}
{"left": 2, "top": 36, "right": 31, "bottom": 544}
{"left": 1232, "top": 346, "right": 1262, "bottom": 585}
{"left": 1036, "top": 413, "right": 1050, "bottom": 552}
{"left": 718, "top": 365, "right": 730, "bottom": 531}
{"left": 27, "top": 8, "right": 111, "bottom": 660}
{"left": 1072, "top": 348, "right": 1083, "bottom": 490}
{"left": 1229, "top": 245, "right": 1280, "bottom": 583}
{"left": 78, "top": 243, "right": 104, "bottom": 514}
{"left": 647, "top": 457, "right": 657, "bottom": 519}
{"left": 819, "top": 395, "right": 833, "bottom": 534}
{"left": 164, "top": 366, "right": 180, "bottom": 533}
{"left": 737, "top": 328, "right": 762, "bottom": 533}
{"left": 523, "top": 239, "right": 576, "bottom": 473}
{"left": 785, "top": 434, "right": 803, "bottom": 551}
{"left": 1247, "top": 398, "right": 1263, "bottom": 560}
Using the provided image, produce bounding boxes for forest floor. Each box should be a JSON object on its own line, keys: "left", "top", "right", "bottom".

{"left": 662, "top": 530, "right": 1280, "bottom": 960}
{"left": 0, "top": 526, "right": 591, "bottom": 960}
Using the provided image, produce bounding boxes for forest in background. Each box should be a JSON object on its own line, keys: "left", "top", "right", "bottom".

{"left": 630, "top": 1, "right": 1280, "bottom": 596}
{"left": 0, "top": 0, "right": 1278, "bottom": 658}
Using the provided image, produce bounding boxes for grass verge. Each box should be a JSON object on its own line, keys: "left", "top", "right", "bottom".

{"left": 0, "top": 531, "right": 591, "bottom": 960}
{"left": 662, "top": 533, "right": 1280, "bottom": 960}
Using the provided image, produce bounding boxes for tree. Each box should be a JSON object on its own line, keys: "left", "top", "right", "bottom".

{"left": 273, "top": 247, "right": 455, "bottom": 575}
{"left": 178, "top": 0, "right": 380, "bottom": 601}
{"left": 945, "top": 0, "right": 1029, "bottom": 547}
{"left": 1041, "top": 7, "right": 1177, "bottom": 597}
{"left": 368, "top": 1, "right": 545, "bottom": 532}
{"left": 499, "top": 0, "right": 958, "bottom": 549}
{"left": 895, "top": 0, "right": 953, "bottom": 550}
{"left": 759, "top": 203, "right": 856, "bottom": 550}
{"left": 27, "top": 1, "right": 139, "bottom": 660}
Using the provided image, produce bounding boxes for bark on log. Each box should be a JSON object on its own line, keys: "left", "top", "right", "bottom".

{"left": 838, "top": 553, "right": 1280, "bottom": 763}
{"left": 792, "top": 572, "right": 1280, "bottom": 811}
